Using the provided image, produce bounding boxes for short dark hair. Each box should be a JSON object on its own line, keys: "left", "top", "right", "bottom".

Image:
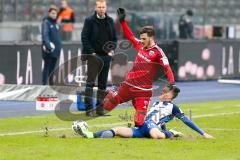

{"left": 186, "top": 9, "right": 193, "bottom": 16}
{"left": 48, "top": 5, "right": 58, "bottom": 13}
{"left": 172, "top": 87, "right": 180, "bottom": 99}
{"left": 167, "top": 85, "right": 180, "bottom": 99}
{"left": 138, "top": 26, "right": 155, "bottom": 37}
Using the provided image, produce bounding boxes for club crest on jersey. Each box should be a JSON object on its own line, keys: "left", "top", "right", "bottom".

{"left": 144, "top": 100, "right": 149, "bottom": 106}
{"left": 149, "top": 50, "right": 155, "bottom": 56}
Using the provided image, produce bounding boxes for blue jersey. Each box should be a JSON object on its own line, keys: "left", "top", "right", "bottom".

{"left": 145, "top": 101, "right": 204, "bottom": 135}
{"left": 146, "top": 101, "right": 184, "bottom": 127}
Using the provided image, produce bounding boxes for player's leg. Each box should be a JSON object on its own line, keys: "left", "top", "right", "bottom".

{"left": 146, "top": 121, "right": 174, "bottom": 139}
{"left": 132, "top": 97, "right": 150, "bottom": 127}
{"left": 73, "top": 120, "right": 134, "bottom": 138}
{"left": 150, "top": 128, "right": 183, "bottom": 139}
{"left": 103, "top": 83, "right": 131, "bottom": 111}
{"left": 149, "top": 128, "right": 166, "bottom": 139}
{"left": 168, "top": 129, "right": 183, "bottom": 137}
{"left": 86, "top": 127, "right": 134, "bottom": 138}
{"left": 111, "top": 127, "right": 133, "bottom": 138}
{"left": 102, "top": 91, "right": 120, "bottom": 111}
{"left": 139, "top": 120, "right": 165, "bottom": 139}
{"left": 160, "top": 124, "right": 183, "bottom": 138}
{"left": 139, "top": 120, "right": 174, "bottom": 139}
{"left": 94, "top": 124, "right": 146, "bottom": 138}
{"left": 94, "top": 128, "right": 116, "bottom": 138}
{"left": 72, "top": 121, "right": 115, "bottom": 138}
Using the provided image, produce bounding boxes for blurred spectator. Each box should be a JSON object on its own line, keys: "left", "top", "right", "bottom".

{"left": 81, "top": 0, "right": 117, "bottom": 116}
{"left": 57, "top": 0, "right": 75, "bottom": 41}
{"left": 178, "top": 9, "right": 194, "bottom": 39}
{"left": 41, "top": 5, "right": 62, "bottom": 85}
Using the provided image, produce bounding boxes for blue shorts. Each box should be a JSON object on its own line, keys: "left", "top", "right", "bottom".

{"left": 132, "top": 120, "right": 159, "bottom": 138}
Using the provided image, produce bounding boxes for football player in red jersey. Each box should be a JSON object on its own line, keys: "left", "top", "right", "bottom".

{"left": 103, "top": 8, "right": 176, "bottom": 127}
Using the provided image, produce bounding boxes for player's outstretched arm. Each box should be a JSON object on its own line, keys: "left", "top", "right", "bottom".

{"left": 117, "top": 8, "right": 139, "bottom": 48}
{"left": 178, "top": 115, "right": 214, "bottom": 139}
{"left": 173, "top": 106, "right": 214, "bottom": 139}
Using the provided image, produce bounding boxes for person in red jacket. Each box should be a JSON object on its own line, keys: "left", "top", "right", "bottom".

{"left": 102, "top": 8, "right": 176, "bottom": 127}
{"left": 57, "top": 0, "right": 75, "bottom": 41}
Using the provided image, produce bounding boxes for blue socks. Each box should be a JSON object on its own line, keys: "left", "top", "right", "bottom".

{"left": 94, "top": 128, "right": 174, "bottom": 139}
{"left": 94, "top": 129, "right": 116, "bottom": 138}
{"left": 162, "top": 130, "right": 174, "bottom": 139}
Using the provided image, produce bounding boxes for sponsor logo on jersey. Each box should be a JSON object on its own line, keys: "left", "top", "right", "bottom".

{"left": 149, "top": 50, "right": 155, "bottom": 56}
{"left": 138, "top": 52, "right": 151, "bottom": 62}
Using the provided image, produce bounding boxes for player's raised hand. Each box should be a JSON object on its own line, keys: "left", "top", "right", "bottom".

{"left": 203, "top": 133, "right": 214, "bottom": 139}
{"left": 117, "top": 8, "right": 126, "bottom": 22}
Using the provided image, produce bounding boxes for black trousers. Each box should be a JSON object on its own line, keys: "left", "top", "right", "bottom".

{"left": 84, "top": 55, "right": 111, "bottom": 112}
{"left": 61, "top": 31, "right": 72, "bottom": 41}
{"left": 42, "top": 57, "right": 58, "bottom": 85}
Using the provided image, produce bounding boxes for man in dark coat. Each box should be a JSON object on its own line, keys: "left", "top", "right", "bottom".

{"left": 81, "top": 0, "right": 117, "bottom": 116}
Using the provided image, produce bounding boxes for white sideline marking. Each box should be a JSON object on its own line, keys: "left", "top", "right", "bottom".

{"left": 0, "top": 122, "right": 127, "bottom": 136}
{"left": 1, "top": 111, "right": 240, "bottom": 137}
{"left": 192, "top": 111, "right": 240, "bottom": 118}
{"left": 203, "top": 128, "right": 240, "bottom": 131}
{"left": 218, "top": 79, "right": 240, "bottom": 84}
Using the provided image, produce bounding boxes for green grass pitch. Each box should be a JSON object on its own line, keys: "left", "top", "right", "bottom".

{"left": 0, "top": 100, "right": 240, "bottom": 160}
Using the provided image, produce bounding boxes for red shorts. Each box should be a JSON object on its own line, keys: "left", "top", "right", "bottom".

{"left": 103, "top": 83, "right": 152, "bottom": 126}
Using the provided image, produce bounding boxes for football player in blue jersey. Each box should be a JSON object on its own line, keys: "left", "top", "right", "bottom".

{"left": 72, "top": 85, "right": 214, "bottom": 139}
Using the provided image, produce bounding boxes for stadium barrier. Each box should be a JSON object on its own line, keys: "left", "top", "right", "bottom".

{"left": 176, "top": 39, "right": 240, "bottom": 81}
{"left": 0, "top": 42, "right": 82, "bottom": 85}
{"left": 0, "top": 84, "right": 85, "bottom": 101}
{"left": 0, "top": 40, "right": 239, "bottom": 85}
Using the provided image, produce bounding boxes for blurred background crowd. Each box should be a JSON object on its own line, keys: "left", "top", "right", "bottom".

{"left": 0, "top": 0, "right": 240, "bottom": 41}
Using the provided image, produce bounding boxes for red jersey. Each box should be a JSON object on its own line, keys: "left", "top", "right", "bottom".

{"left": 121, "top": 21, "right": 175, "bottom": 89}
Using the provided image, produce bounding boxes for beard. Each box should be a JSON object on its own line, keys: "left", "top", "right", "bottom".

{"left": 143, "top": 39, "right": 151, "bottom": 49}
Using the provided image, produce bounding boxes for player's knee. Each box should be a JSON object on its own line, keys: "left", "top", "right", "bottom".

{"left": 152, "top": 134, "right": 165, "bottom": 139}
{"left": 151, "top": 134, "right": 159, "bottom": 139}
{"left": 150, "top": 129, "right": 166, "bottom": 139}
{"left": 112, "top": 127, "right": 126, "bottom": 136}
{"left": 112, "top": 127, "right": 120, "bottom": 135}
{"left": 103, "top": 92, "right": 118, "bottom": 111}
{"left": 157, "top": 132, "right": 166, "bottom": 139}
